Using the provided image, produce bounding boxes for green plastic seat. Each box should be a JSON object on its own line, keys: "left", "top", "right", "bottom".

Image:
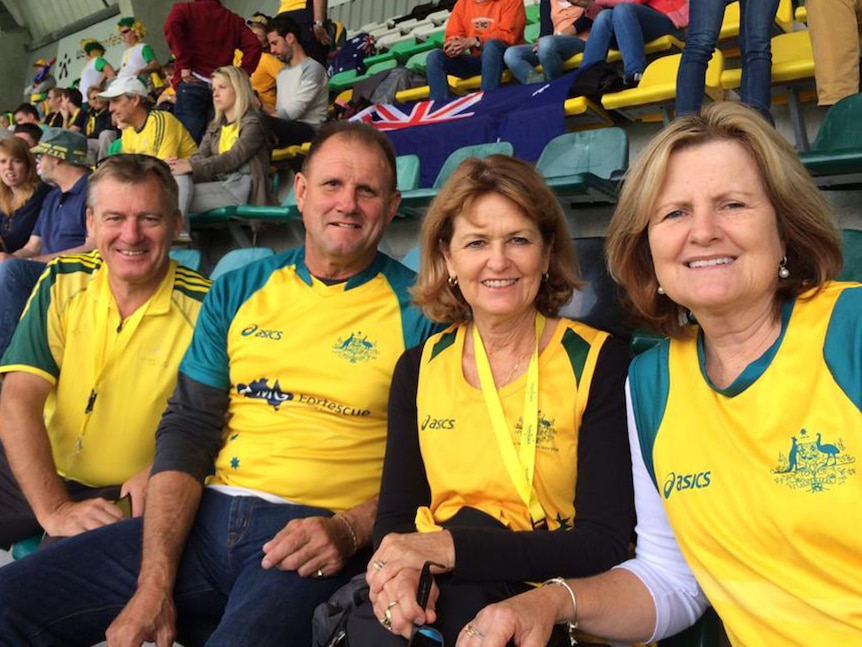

{"left": 839, "top": 229, "right": 862, "bottom": 282}
{"left": 406, "top": 49, "right": 435, "bottom": 74}
{"left": 362, "top": 52, "right": 397, "bottom": 68}
{"left": 798, "top": 94, "right": 862, "bottom": 188}
{"left": 328, "top": 58, "right": 400, "bottom": 94}
{"left": 524, "top": 22, "right": 541, "bottom": 44}
{"left": 210, "top": 247, "right": 276, "bottom": 281}
{"left": 536, "top": 128, "right": 628, "bottom": 203}
{"left": 398, "top": 141, "right": 514, "bottom": 217}
{"left": 525, "top": 3, "right": 541, "bottom": 24}
{"left": 391, "top": 38, "right": 438, "bottom": 63}
{"left": 11, "top": 533, "right": 43, "bottom": 560}
{"left": 396, "top": 154, "right": 421, "bottom": 191}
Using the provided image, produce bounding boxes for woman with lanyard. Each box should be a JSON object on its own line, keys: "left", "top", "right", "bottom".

{"left": 348, "top": 155, "right": 634, "bottom": 646}
{"left": 167, "top": 65, "right": 277, "bottom": 235}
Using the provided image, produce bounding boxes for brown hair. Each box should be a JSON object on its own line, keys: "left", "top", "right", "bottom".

{"left": 413, "top": 154, "right": 581, "bottom": 324}
{"left": 0, "top": 136, "right": 41, "bottom": 215}
{"left": 606, "top": 102, "right": 842, "bottom": 338}
{"left": 302, "top": 121, "right": 398, "bottom": 194}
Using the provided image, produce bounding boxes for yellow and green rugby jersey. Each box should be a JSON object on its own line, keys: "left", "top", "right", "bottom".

{"left": 414, "top": 319, "right": 610, "bottom": 533}
{"left": 180, "top": 248, "right": 439, "bottom": 513}
{"left": 629, "top": 282, "right": 862, "bottom": 645}
{"left": 0, "top": 250, "right": 210, "bottom": 487}
{"left": 120, "top": 109, "right": 197, "bottom": 159}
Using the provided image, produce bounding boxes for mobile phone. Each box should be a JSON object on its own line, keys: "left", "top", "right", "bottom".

{"left": 115, "top": 493, "right": 132, "bottom": 519}
{"left": 408, "top": 626, "right": 444, "bottom": 647}
{"left": 409, "top": 561, "right": 446, "bottom": 646}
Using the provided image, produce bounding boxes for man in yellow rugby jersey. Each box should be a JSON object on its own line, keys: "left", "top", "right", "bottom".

{"left": 0, "top": 122, "right": 439, "bottom": 647}
{"left": 0, "top": 154, "right": 209, "bottom": 550}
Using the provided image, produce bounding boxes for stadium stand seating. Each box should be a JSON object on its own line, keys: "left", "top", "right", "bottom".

{"left": 210, "top": 247, "right": 276, "bottom": 281}
{"left": 799, "top": 93, "right": 862, "bottom": 189}
{"left": 839, "top": 229, "right": 862, "bottom": 282}
{"left": 169, "top": 248, "right": 203, "bottom": 272}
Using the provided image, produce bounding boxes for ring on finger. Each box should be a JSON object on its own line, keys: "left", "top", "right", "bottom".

{"left": 386, "top": 600, "right": 398, "bottom": 610}
{"left": 315, "top": 568, "right": 325, "bottom": 578}
{"left": 373, "top": 559, "right": 385, "bottom": 570}
{"left": 380, "top": 607, "right": 394, "bottom": 631}
{"left": 464, "top": 623, "right": 484, "bottom": 637}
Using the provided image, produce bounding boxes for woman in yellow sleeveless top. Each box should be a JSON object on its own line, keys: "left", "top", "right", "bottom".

{"left": 167, "top": 65, "right": 277, "bottom": 232}
{"left": 349, "top": 155, "right": 634, "bottom": 646}
{"left": 458, "top": 104, "right": 862, "bottom": 646}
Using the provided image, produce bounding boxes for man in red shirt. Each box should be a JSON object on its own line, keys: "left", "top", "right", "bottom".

{"left": 164, "top": 0, "right": 262, "bottom": 143}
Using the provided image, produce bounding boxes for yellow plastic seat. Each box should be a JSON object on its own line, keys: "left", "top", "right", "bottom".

{"left": 563, "top": 96, "right": 614, "bottom": 128}
{"left": 270, "top": 142, "right": 311, "bottom": 163}
{"left": 450, "top": 70, "right": 514, "bottom": 95}
{"left": 601, "top": 50, "right": 724, "bottom": 123}
{"left": 558, "top": 33, "right": 685, "bottom": 74}
{"left": 721, "top": 30, "right": 815, "bottom": 149}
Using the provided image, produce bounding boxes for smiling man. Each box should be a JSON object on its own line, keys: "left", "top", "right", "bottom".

{"left": 0, "top": 154, "right": 209, "bottom": 550}
{"left": 0, "top": 122, "right": 439, "bottom": 647}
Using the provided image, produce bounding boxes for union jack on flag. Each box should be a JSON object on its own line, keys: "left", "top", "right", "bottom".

{"left": 351, "top": 93, "right": 485, "bottom": 131}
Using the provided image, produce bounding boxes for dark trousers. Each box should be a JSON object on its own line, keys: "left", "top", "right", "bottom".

{"left": 266, "top": 115, "right": 317, "bottom": 149}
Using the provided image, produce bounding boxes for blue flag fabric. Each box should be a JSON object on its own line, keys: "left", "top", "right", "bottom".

{"left": 352, "top": 73, "right": 575, "bottom": 188}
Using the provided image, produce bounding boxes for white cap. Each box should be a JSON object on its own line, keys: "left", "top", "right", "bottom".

{"left": 98, "top": 77, "right": 149, "bottom": 99}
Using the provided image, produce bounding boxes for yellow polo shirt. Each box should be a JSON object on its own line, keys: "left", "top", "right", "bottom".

{"left": 0, "top": 251, "right": 210, "bottom": 486}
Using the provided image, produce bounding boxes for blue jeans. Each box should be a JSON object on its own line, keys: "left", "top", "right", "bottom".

{"left": 175, "top": 80, "right": 214, "bottom": 144}
{"left": 0, "top": 259, "right": 47, "bottom": 360}
{"left": 426, "top": 39, "right": 508, "bottom": 102}
{"left": 0, "top": 490, "right": 365, "bottom": 647}
{"left": 580, "top": 3, "right": 680, "bottom": 80}
{"left": 504, "top": 35, "right": 586, "bottom": 84}
{"left": 677, "top": 0, "right": 779, "bottom": 120}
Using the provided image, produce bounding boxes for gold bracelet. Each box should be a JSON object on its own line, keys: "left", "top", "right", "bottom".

{"left": 543, "top": 577, "right": 578, "bottom": 645}
{"left": 332, "top": 514, "right": 359, "bottom": 555}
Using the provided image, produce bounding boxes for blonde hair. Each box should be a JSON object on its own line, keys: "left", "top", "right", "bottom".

{"left": 606, "top": 102, "right": 841, "bottom": 338}
{"left": 210, "top": 66, "right": 255, "bottom": 128}
{"left": 413, "top": 155, "right": 581, "bottom": 324}
{"left": 0, "top": 137, "right": 41, "bottom": 215}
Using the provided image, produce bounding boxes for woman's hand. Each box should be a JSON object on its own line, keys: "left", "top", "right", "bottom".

{"left": 366, "top": 531, "right": 455, "bottom": 638}
{"left": 456, "top": 586, "right": 559, "bottom": 647}
{"left": 166, "top": 158, "right": 192, "bottom": 176}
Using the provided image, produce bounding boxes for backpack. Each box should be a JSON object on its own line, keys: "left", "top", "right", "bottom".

{"left": 569, "top": 61, "right": 625, "bottom": 102}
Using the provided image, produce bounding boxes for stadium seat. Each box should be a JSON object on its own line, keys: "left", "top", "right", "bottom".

{"left": 557, "top": 33, "right": 686, "bottom": 77}
{"left": 525, "top": 22, "right": 541, "bottom": 45}
{"left": 210, "top": 247, "right": 276, "bottom": 281}
{"left": 559, "top": 237, "right": 632, "bottom": 340}
{"left": 721, "top": 30, "right": 815, "bottom": 150}
{"left": 10, "top": 533, "right": 43, "bottom": 560}
{"left": 391, "top": 37, "right": 438, "bottom": 63}
{"left": 401, "top": 245, "right": 421, "bottom": 272}
{"left": 602, "top": 50, "right": 724, "bottom": 124}
{"left": 398, "top": 141, "right": 515, "bottom": 217}
{"left": 169, "top": 248, "right": 203, "bottom": 272}
{"left": 427, "top": 9, "right": 451, "bottom": 26}
{"left": 536, "top": 128, "right": 628, "bottom": 204}
{"left": 396, "top": 154, "right": 422, "bottom": 191}
{"left": 329, "top": 58, "right": 399, "bottom": 94}
{"left": 799, "top": 94, "right": 862, "bottom": 189}
{"left": 562, "top": 96, "right": 615, "bottom": 128}
{"left": 525, "top": 3, "right": 541, "bottom": 24}
{"left": 839, "top": 229, "right": 862, "bottom": 282}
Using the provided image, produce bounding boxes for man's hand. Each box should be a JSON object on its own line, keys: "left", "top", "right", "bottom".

{"left": 443, "top": 36, "right": 475, "bottom": 58}
{"left": 41, "top": 498, "right": 125, "bottom": 538}
{"left": 166, "top": 158, "right": 192, "bottom": 176}
{"left": 313, "top": 23, "right": 332, "bottom": 46}
{"left": 179, "top": 69, "right": 199, "bottom": 84}
{"left": 105, "top": 583, "right": 177, "bottom": 647}
{"left": 261, "top": 515, "right": 351, "bottom": 576}
{"left": 120, "top": 466, "right": 151, "bottom": 518}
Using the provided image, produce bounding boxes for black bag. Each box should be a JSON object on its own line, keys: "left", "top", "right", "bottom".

{"left": 313, "top": 573, "right": 370, "bottom": 647}
{"left": 569, "top": 61, "right": 625, "bottom": 102}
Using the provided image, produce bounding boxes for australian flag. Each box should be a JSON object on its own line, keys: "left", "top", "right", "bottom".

{"left": 351, "top": 73, "right": 574, "bottom": 188}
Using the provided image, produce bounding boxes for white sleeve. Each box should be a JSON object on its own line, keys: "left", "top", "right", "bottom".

{"left": 282, "top": 62, "right": 326, "bottom": 122}
{"left": 613, "top": 379, "right": 710, "bottom": 642}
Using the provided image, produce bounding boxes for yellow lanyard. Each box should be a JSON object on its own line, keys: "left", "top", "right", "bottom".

{"left": 472, "top": 313, "right": 546, "bottom": 526}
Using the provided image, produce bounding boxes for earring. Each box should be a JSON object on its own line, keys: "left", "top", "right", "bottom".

{"left": 657, "top": 285, "right": 665, "bottom": 295}
{"left": 447, "top": 276, "right": 458, "bottom": 287}
{"left": 542, "top": 272, "right": 549, "bottom": 283}
{"left": 778, "top": 256, "right": 790, "bottom": 279}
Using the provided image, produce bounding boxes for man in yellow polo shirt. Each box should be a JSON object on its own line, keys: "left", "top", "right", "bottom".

{"left": 99, "top": 77, "right": 198, "bottom": 241}
{"left": 0, "top": 154, "right": 210, "bottom": 549}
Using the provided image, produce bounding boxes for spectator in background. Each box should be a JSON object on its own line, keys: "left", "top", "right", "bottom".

{"left": 676, "top": 0, "right": 778, "bottom": 122}
{"left": 99, "top": 77, "right": 197, "bottom": 240}
{"left": 0, "top": 137, "right": 50, "bottom": 255}
{"left": 575, "top": 0, "right": 688, "bottom": 87}
{"left": 84, "top": 85, "right": 118, "bottom": 162}
{"left": 60, "top": 88, "right": 88, "bottom": 132}
{"left": 78, "top": 39, "right": 116, "bottom": 105}
{"left": 0, "top": 128, "right": 92, "bottom": 360}
{"left": 115, "top": 17, "right": 162, "bottom": 88}
{"left": 155, "top": 57, "right": 178, "bottom": 109}
{"left": 246, "top": 12, "right": 284, "bottom": 111}
{"left": 264, "top": 15, "right": 329, "bottom": 149}
{"left": 505, "top": 0, "right": 590, "bottom": 84}
{"left": 277, "top": 0, "right": 332, "bottom": 66}
{"left": 0, "top": 154, "right": 209, "bottom": 551}
{"left": 168, "top": 66, "right": 277, "bottom": 222}
{"left": 807, "top": 0, "right": 862, "bottom": 106}
{"left": 23, "top": 58, "right": 56, "bottom": 107}
{"left": 13, "top": 103, "right": 41, "bottom": 127}
{"left": 43, "top": 88, "right": 65, "bottom": 129}
{"left": 14, "top": 123, "right": 44, "bottom": 149}
{"left": 164, "top": 0, "right": 262, "bottom": 144}
{"left": 426, "top": 0, "right": 526, "bottom": 102}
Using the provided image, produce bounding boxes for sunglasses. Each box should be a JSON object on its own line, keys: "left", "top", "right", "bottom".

{"left": 120, "top": 28, "right": 132, "bottom": 34}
